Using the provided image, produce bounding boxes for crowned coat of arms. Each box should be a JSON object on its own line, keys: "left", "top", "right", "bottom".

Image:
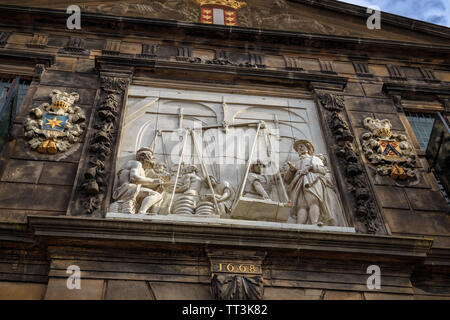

{"left": 361, "top": 117, "right": 417, "bottom": 180}
{"left": 193, "top": 0, "right": 247, "bottom": 26}
{"left": 24, "top": 90, "right": 86, "bottom": 154}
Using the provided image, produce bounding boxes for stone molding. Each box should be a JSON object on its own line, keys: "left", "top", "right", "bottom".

{"left": 26, "top": 215, "right": 432, "bottom": 259}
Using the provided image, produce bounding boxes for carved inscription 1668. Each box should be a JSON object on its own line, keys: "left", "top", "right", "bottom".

{"left": 213, "top": 263, "right": 261, "bottom": 274}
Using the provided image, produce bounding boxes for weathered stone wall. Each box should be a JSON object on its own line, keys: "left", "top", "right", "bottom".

{"left": 0, "top": 3, "right": 449, "bottom": 300}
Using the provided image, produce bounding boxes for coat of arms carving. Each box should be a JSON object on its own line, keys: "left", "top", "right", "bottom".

{"left": 24, "top": 90, "right": 86, "bottom": 154}
{"left": 193, "top": 0, "right": 247, "bottom": 26}
{"left": 361, "top": 117, "right": 417, "bottom": 180}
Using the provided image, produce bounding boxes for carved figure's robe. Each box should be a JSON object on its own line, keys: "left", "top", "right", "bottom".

{"left": 284, "top": 155, "right": 344, "bottom": 226}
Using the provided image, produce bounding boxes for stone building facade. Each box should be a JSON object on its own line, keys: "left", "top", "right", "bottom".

{"left": 0, "top": 0, "right": 449, "bottom": 300}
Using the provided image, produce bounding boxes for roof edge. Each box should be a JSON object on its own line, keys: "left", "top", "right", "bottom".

{"left": 291, "top": 0, "right": 450, "bottom": 39}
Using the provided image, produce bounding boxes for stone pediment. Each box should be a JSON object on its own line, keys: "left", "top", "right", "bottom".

{"left": 0, "top": 0, "right": 449, "bottom": 45}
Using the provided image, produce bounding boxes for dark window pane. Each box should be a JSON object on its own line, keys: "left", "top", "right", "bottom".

{"left": 405, "top": 111, "right": 436, "bottom": 150}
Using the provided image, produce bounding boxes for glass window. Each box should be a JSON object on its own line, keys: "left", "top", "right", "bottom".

{"left": 0, "top": 78, "right": 30, "bottom": 112}
{"left": 407, "top": 111, "right": 450, "bottom": 208}
{"left": 0, "top": 77, "right": 31, "bottom": 152}
{"left": 405, "top": 111, "right": 436, "bottom": 150}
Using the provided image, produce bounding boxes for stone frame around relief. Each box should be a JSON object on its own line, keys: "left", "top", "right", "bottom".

{"left": 106, "top": 85, "right": 352, "bottom": 231}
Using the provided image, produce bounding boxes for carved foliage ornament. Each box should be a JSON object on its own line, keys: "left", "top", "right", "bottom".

{"left": 24, "top": 90, "right": 86, "bottom": 154}
{"left": 211, "top": 274, "right": 264, "bottom": 300}
{"left": 80, "top": 76, "right": 129, "bottom": 215}
{"left": 361, "top": 117, "right": 417, "bottom": 180}
{"left": 317, "top": 93, "right": 380, "bottom": 234}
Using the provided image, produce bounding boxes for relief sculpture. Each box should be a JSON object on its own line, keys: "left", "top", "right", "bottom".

{"left": 110, "top": 135, "right": 344, "bottom": 226}
{"left": 110, "top": 88, "right": 348, "bottom": 227}
{"left": 76, "top": 0, "right": 352, "bottom": 36}
{"left": 109, "top": 148, "right": 164, "bottom": 214}
{"left": 283, "top": 140, "right": 345, "bottom": 226}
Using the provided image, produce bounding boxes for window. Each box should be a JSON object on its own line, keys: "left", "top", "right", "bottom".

{"left": 0, "top": 77, "right": 31, "bottom": 151}
{"left": 0, "top": 77, "right": 30, "bottom": 113}
{"left": 405, "top": 111, "right": 436, "bottom": 151}
{"left": 406, "top": 111, "right": 450, "bottom": 207}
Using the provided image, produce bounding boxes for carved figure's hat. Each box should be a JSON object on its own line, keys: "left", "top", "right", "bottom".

{"left": 293, "top": 139, "right": 315, "bottom": 155}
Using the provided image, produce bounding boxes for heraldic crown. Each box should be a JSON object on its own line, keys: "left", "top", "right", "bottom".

{"left": 193, "top": 0, "right": 247, "bottom": 10}
{"left": 24, "top": 90, "right": 86, "bottom": 154}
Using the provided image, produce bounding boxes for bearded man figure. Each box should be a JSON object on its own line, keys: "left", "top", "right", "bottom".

{"left": 283, "top": 140, "right": 344, "bottom": 226}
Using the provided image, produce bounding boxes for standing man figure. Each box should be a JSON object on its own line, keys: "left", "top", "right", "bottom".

{"left": 284, "top": 140, "right": 342, "bottom": 226}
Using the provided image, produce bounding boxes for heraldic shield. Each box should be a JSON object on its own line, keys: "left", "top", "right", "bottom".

{"left": 24, "top": 90, "right": 86, "bottom": 154}
{"left": 361, "top": 117, "right": 417, "bottom": 180}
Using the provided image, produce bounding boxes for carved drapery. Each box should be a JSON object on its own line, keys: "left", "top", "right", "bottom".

{"left": 207, "top": 249, "right": 266, "bottom": 300}
{"left": 74, "top": 75, "right": 130, "bottom": 216}
{"left": 316, "top": 92, "right": 382, "bottom": 234}
{"left": 211, "top": 274, "right": 264, "bottom": 300}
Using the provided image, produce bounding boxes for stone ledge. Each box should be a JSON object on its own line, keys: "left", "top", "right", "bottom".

{"left": 106, "top": 212, "right": 357, "bottom": 234}
{"left": 26, "top": 215, "right": 433, "bottom": 260}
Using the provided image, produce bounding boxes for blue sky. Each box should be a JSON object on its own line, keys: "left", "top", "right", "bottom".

{"left": 337, "top": 0, "right": 450, "bottom": 27}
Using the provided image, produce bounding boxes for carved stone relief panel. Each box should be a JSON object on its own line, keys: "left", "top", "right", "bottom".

{"left": 108, "top": 86, "right": 349, "bottom": 229}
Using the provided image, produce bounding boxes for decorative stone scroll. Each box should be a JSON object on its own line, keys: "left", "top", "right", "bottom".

{"left": 208, "top": 249, "right": 265, "bottom": 300}
{"left": 316, "top": 92, "right": 381, "bottom": 234}
{"left": 24, "top": 90, "right": 86, "bottom": 154}
{"left": 361, "top": 117, "right": 417, "bottom": 180}
{"left": 0, "top": 32, "right": 10, "bottom": 47}
{"left": 211, "top": 274, "right": 264, "bottom": 300}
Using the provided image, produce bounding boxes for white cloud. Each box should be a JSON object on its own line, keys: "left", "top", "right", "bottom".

{"left": 337, "top": 0, "right": 450, "bottom": 27}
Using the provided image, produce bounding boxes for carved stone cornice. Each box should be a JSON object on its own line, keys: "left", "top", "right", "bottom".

{"left": 25, "top": 216, "right": 433, "bottom": 260}
{"left": 314, "top": 92, "right": 385, "bottom": 234}
{"left": 1, "top": 5, "right": 450, "bottom": 61}
{"left": 383, "top": 82, "right": 450, "bottom": 98}
{"left": 0, "top": 50, "right": 54, "bottom": 67}
{"left": 95, "top": 55, "right": 347, "bottom": 89}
